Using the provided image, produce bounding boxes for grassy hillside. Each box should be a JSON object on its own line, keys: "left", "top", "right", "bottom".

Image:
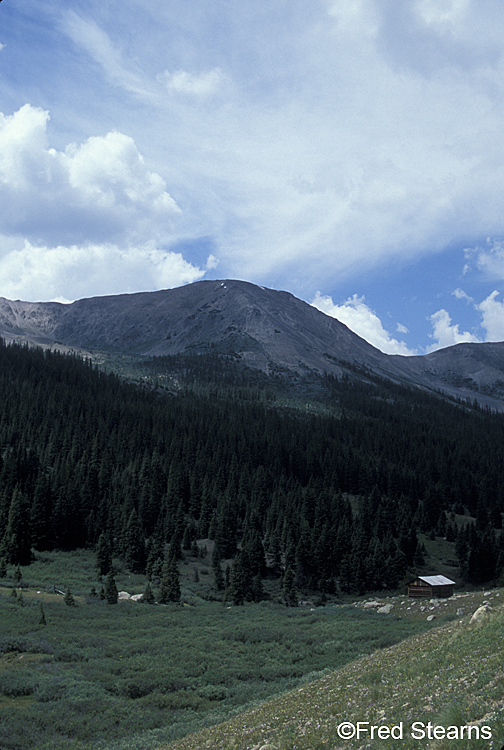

{"left": 0, "top": 549, "right": 477, "bottom": 750}
{"left": 1, "top": 550, "right": 502, "bottom": 749}
{"left": 162, "top": 596, "right": 504, "bottom": 750}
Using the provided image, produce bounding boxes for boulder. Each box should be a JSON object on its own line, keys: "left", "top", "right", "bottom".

{"left": 117, "top": 591, "right": 131, "bottom": 600}
{"left": 377, "top": 603, "right": 393, "bottom": 614}
{"left": 470, "top": 605, "right": 492, "bottom": 624}
{"left": 130, "top": 594, "right": 144, "bottom": 602}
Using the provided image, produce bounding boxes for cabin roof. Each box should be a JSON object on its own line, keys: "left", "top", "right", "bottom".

{"left": 416, "top": 575, "right": 456, "bottom": 586}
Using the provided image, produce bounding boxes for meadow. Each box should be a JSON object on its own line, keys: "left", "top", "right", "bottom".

{"left": 0, "top": 549, "right": 443, "bottom": 750}
{"left": 162, "top": 597, "right": 504, "bottom": 750}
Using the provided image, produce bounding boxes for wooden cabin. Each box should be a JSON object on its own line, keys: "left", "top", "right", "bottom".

{"left": 407, "top": 575, "right": 455, "bottom": 599}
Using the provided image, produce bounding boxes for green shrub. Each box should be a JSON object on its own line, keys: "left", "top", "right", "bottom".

{"left": 0, "top": 670, "right": 38, "bottom": 697}
{"left": 197, "top": 684, "right": 229, "bottom": 701}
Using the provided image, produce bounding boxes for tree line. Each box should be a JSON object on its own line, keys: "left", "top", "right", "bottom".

{"left": 1, "top": 338, "right": 503, "bottom": 597}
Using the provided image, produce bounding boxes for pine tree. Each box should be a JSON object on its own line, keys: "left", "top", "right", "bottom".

{"left": 212, "top": 543, "right": 225, "bottom": 591}
{"left": 283, "top": 566, "right": 298, "bottom": 607}
{"left": 143, "top": 581, "right": 155, "bottom": 604}
{"left": 252, "top": 572, "right": 265, "bottom": 602}
{"left": 38, "top": 602, "right": 47, "bottom": 626}
{"left": 229, "top": 552, "right": 247, "bottom": 606}
{"left": 158, "top": 554, "right": 181, "bottom": 603}
{"left": 105, "top": 570, "right": 118, "bottom": 604}
{"left": 64, "top": 589, "right": 76, "bottom": 606}
{"left": 95, "top": 532, "right": 112, "bottom": 577}
{"left": 123, "top": 509, "right": 146, "bottom": 573}
{"left": 1, "top": 488, "right": 32, "bottom": 566}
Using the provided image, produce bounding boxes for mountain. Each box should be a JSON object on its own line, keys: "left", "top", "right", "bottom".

{"left": 2, "top": 278, "right": 504, "bottom": 409}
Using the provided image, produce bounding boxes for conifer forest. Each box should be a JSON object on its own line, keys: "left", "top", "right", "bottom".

{"left": 1, "top": 337, "right": 503, "bottom": 597}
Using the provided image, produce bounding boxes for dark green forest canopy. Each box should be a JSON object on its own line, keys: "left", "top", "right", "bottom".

{"left": 1, "top": 338, "right": 503, "bottom": 593}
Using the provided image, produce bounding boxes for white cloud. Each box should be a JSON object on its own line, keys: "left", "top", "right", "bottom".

{"left": 428, "top": 308, "right": 480, "bottom": 351}
{"left": 453, "top": 287, "right": 473, "bottom": 303}
{"left": 159, "top": 68, "right": 224, "bottom": 97}
{"left": 5, "top": 0, "right": 504, "bottom": 318}
{"left": 50, "top": 2, "right": 504, "bottom": 297}
{"left": 0, "top": 104, "right": 180, "bottom": 247}
{"left": 477, "top": 290, "right": 504, "bottom": 341}
{"left": 61, "top": 11, "right": 149, "bottom": 97}
{"left": 465, "top": 238, "right": 504, "bottom": 281}
{"left": 311, "top": 292, "right": 416, "bottom": 355}
{"left": 0, "top": 241, "right": 207, "bottom": 302}
{"left": 0, "top": 104, "right": 216, "bottom": 302}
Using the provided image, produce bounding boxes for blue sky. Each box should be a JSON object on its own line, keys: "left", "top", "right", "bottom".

{"left": 2, "top": 0, "right": 504, "bottom": 354}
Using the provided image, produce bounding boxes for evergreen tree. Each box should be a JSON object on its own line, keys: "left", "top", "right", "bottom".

{"left": 251, "top": 572, "right": 266, "bottom": 602}
{"left": 105, "top": 570, "right": 118, "bottom": 604}
{"left": 95, "top": 532, "right": 112, "bottom": 577}
{"left": 229, "top": 552, "right": 247, "bottom": 605}
{"left": 123, "top": 509, "right": 146, "bottom": 573}
{"left": 1, "top": 488, "right": 32, "bottom": 565}
{"left": 143, "top": 581, "right": 155, "bottom": 604}
{"left": 283, "top": 566, "right": 298, "bottom": 607}
{"left": 64, "top": 589, "right": 75, "bottom": 606}
{"left": 212, "top": 543, "right": 225, "bottom": 591}
{"left": 158, "top": 554, "right": 181, "bottom": 603}
{"left": 30, "top": 475, "right": 52, "bottom": 551}
{"left": 38, "top": 602, "right": 47, "bottom": 626}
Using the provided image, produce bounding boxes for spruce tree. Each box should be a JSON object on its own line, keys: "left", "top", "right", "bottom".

{"left": 95, "top": 532, "right": 112, "bottom": 577}
{"left": 158, "top": 554, "right": 181, "bottom": 603}
{"left": 212, "top": 543, "right": 225, "bottom": 591}
{"left": 105, "top": 570, "right": 118, "bottom": 604}
{"left": 38, "top": 602, "right": 47, "bottom": 626}
{"left": 283, "top": 566, "right": 298, "bottom": 607}
{"left": 123, "top": 509, "right": 146, "bottom": 573}
{"left": 1, "top": 488, "right": 32, "bottom": 566}
{"left": 64, "top": 589, "right": 76, "bottom": 606}
{"left": 229, "top": 552, "right": 247, "bottom": 606}
{"left": 143, "top": 581, "right": 155, "bottom": 604}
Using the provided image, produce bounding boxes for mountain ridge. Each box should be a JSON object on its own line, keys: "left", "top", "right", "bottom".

{"left": 2, "top": 279, "right": 504, "bottom": 409}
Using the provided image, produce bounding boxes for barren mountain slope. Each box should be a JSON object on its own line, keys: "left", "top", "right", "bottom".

{"left": 2, "top": 279, "right": 504, "bottom": 408}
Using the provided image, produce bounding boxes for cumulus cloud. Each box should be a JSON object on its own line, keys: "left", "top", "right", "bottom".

{"left": 0, "top": 104, "right": 180, "bottom": 247}
{"left": 477, "top": 290, "right": 504, "bottom": 341}
{"left": 465, "top": 238, "right": 504, "bottom": 281}
{"left": 0, "top": 104, "right": 216, "bottom": 301}
{"left": 0, "top": 241, "right": 207, "bottom": 302}
{"left": 49, "top": 1, "right": 504, "bottom": 297}
{"left": 428, "top": 308, "right": 480, "bottom": 351}
{"left": 311, "top": 292, "right": 416, "bottom": 355}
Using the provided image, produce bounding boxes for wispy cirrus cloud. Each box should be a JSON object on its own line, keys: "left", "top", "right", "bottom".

{"left": 2, "top": 0, "right": 504, "bottom": 351}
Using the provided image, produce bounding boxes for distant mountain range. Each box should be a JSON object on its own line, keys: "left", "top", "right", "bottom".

{"left": 2, "top": 279, "right": 504, "bottom": 409}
